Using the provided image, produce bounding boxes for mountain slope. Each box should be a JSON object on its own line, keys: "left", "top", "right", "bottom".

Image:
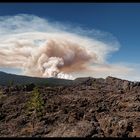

{"left": 0, "top": 71, "right": 73, "bottom": 86}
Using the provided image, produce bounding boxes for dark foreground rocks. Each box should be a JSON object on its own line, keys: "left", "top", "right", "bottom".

{"left": 0, "top": 76, "right": 140, "bottom": 137}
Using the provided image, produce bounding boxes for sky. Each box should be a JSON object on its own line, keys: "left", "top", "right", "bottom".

{"left": 0, "top": 3, "right": 140, "bottom": 81}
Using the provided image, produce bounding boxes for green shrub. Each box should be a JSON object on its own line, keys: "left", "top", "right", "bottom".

{"left": 9, "top": 80, "right": 14, "bottom": 87}
{"left": 25, "top": 87, "right": 45, "bottom": 132}
{"left": 0, "top": 90, "right": 3, "bottom": 99}
{"left": 0, "top": 89, "right": 6, "bottom": 100}
{"left": 26, "top": 87, "right": 45, "bottom": 118}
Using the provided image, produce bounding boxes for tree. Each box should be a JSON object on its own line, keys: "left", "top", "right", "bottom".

{"left": 26, "top": 87, "right": 45, "bottom": 134}
{"left": 9, "top": 80, "right": 14, "bottom": 87}
{"left": 8, "top": 80, "right": 14, "bottom": 93}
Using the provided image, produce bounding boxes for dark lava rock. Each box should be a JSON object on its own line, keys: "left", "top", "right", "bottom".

{"left": 0, "top": 76, "right": 140, "bottom": 137}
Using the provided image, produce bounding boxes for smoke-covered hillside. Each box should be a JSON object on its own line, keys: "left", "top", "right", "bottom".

{"left": 0, "top": 71, "right": 73, "bottom": 86}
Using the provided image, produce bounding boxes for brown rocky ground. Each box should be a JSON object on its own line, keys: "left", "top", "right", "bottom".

{"left": 0, "top": 76, "right": 140, "bottom": 137}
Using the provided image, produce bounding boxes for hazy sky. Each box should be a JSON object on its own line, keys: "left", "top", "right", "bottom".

{"left": 0, "top": 3, "right": 140, "bottom": 81}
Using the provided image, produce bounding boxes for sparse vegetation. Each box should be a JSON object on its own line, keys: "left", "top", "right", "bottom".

{"left": 26, "top": 87, "right": 45, "bottom": 117}
{"left": 0, "top": 90, "right": 3, "bottom": 99}
{"left": 0, "top": 89, "right": 6, "bottom": 100}
{"left": 26, "top": 87, "right": 45, "bottom": 133}
{"left": 9, "top": 80, "right": 14, "bottom": 87}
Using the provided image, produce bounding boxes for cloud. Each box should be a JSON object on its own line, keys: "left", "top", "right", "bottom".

{"left": 0, "top": 14, "right": 138, "bottom": 81}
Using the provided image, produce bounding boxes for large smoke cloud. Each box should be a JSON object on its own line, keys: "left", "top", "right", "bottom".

{"left": 0, "top": 14, "right": 137, "bottom": 80}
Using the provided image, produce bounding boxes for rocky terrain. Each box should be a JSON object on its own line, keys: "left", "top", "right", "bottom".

{"left": 0, "top": 74, "right": 140, "bottom": 137}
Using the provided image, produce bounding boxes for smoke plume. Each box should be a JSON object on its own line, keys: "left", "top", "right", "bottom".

{"left": 0, "top": 14, "right": 135, "bottom": 80}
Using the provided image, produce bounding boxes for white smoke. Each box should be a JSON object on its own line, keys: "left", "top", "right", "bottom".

{"left": 0, "top": 14, "right": 137, "bottom": 80}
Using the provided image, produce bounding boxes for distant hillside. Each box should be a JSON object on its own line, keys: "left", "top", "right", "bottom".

{"left": 0, "top": 71, "right": 73, "bottom": 86}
